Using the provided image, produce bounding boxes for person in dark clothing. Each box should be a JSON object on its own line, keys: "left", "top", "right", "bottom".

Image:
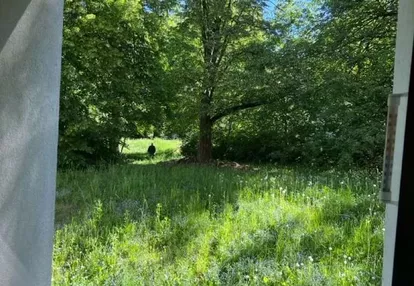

{"left": 147, "top": 143, "right": 156, "bottom": 158}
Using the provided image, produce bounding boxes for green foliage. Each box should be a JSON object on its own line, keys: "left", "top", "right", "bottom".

{"left": 59, "top": 0, "right": 396, "bottom": 168}
{"left": 166, "top": 0, "right": 277, "bottom": 161}
{"left": 180, "top": 131, "right": 199, "bottom": 157}
{"left": 188, "top": 0, "right": 396, "bottom": 168}
{"left": 53, "top": 157, "right": 384, "bottom": 285}
{"left": 59, "top": 0, "right": 169, "bottom": 168}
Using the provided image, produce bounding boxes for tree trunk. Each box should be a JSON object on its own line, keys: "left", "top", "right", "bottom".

{"left": 198, "top": 113, "right": 213, "bottom": 163}
{"left": 109, "top": 137, "right": 121, "bottom": 160}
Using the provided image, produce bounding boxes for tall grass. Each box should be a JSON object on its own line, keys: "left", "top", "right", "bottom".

{"left": 53, "top": 139, "right": 384, "bottom": 285}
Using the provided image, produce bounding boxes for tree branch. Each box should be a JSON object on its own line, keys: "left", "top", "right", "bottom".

{"left": 211, "top": 100, "right": 271, "bottom": 122}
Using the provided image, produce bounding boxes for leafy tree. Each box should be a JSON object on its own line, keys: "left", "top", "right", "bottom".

{"left": 60, "top": 0, "right": 166, "bottom": 167}
{"left": 59, "top": 0, "right": 397, "bottom": 169}
{"left": 175, "top": 0, "right": 274, "bottom": 162}
{"left": 197, "top": 0, "right": 397, "bottom": 168}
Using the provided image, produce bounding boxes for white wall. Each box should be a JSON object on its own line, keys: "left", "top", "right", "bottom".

{"left": 0, "top": 0, "right": 64, "bottom": 285}
{"left": 382, "top": 0, "right": 414, "bottom": 285}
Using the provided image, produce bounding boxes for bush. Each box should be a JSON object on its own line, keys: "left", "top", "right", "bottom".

{"left": 181, "top": 125, "right": 383, "bottom": 169}
{"left": 58, "top": 128, "right": 122, "bottom": 169}
{"left": 180, "top": 132, "right": 199, "bottom": 158}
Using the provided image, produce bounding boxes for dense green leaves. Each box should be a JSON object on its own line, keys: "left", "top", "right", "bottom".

{"left": 185, "top": 0, "right": 396, "bottom": 168}
{"left": 60, "top": 0, "right": 168, "bottom": 167}
{"left": 59, "top": 0, "right": 397, "bottom": 168}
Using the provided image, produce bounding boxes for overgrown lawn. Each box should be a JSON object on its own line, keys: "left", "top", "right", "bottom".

{"left": 53, "top": 139, "right": 384, "bottom": 285}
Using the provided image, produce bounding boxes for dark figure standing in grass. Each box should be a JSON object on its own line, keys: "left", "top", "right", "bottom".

{"left": 148, "top": 143, "right": 156, "bottom": 158}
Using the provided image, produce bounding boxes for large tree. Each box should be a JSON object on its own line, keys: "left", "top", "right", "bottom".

{"left": 177, "top": 0, "right": 271, "bottom": 162}
{"left": 204, "top": 0, "right": 398, "bottom": 167}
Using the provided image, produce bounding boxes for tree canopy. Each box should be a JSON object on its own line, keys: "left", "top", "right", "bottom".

{"left": 59, "top": 0, "right": 397, "bottom": 168}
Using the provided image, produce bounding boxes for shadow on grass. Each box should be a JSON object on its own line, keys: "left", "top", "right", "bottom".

{"left": 55, "top": 163, "right": 249, "bottom": 229}
{"left": 122, "top": 149, "right": 179, "bottom": 164}
{"left": 54, "top": 163, "right": 249, "bottom": 274}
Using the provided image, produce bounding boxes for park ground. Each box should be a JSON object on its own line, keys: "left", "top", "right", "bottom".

{"left": 53, "top": 139, "right": 384, "bottom": 285}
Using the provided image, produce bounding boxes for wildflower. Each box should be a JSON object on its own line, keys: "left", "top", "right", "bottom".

{"left": 329, "top": 247, "right": 332, "bottom": 251}
{"left": 308, "top": 256, "right": 314, "bottom": 262}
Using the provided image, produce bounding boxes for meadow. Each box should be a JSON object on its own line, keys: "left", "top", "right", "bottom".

{"left": 53, "top": 139, "right": 384, "bottom": 285}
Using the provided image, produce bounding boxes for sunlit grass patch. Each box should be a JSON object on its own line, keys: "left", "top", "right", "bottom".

{"left": 121, "top": 138, "right": 182, "bottom": 164}
{"left": 53, "top": 150, "right": 384, "bottom": 285}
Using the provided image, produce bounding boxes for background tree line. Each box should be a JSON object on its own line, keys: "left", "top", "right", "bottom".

{"left": 59, "top": 0, "right": 397, "bottom": 169}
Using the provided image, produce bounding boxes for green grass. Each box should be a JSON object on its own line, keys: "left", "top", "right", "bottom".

{"left": 53, "top": 139, "right": 384, "bottom": 285}
{"left": 121, "top": 138, "right": 182, "bottom": 164}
